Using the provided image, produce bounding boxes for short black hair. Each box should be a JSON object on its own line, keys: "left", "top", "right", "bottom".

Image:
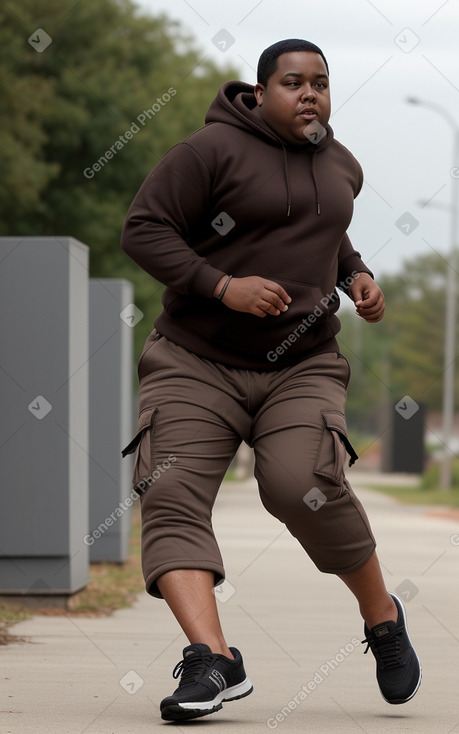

{"left": 257, "top": 39, "right": 329, "bottom": 86}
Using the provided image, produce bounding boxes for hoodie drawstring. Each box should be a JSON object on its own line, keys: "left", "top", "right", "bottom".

{"left": 282, "top": 144, "right": 321, "bottom": 217}
{"left": 282, "top": 145, "right": 292, "bottom": 217}
{"left": 311, "top": 149, "right": 321, "bottom": 215}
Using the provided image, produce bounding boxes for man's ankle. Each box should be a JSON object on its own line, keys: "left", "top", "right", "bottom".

{"left": 189, "top": 640, "right": 234, "bottom": 659}
{"left": 364, "top": 594, "right": 398, "bottom": 629}
{"left": 211, "top": 645, "right": 235, "bottom": 660}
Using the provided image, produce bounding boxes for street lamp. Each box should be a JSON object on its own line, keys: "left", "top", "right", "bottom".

{"left": 406, "top": 97, "right": 459, "bottom": 489}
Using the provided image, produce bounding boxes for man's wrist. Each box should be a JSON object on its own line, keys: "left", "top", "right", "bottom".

{"left": 213, "top": 275, "right": 232, "bottom": 299}
{"left": 213, "top": 275, "right": 228, "bottom": 298}
{"left": 215, "top": 275, "right": 233, "bottom": 301}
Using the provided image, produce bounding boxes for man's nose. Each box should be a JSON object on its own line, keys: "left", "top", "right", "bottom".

{"left": 300, "top": 84, "right": 316, "bottom": 101}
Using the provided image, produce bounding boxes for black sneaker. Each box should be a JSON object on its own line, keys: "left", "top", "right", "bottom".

{"left": 160, "top": 643, "right": 253, "bottom": 721}
{"left": 362, "top": 593, "right": 422, "bottom": 704}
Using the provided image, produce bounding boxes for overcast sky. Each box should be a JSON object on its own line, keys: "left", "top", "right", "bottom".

{"left": 135, "top": 0, "right": 459, "bottom": 280}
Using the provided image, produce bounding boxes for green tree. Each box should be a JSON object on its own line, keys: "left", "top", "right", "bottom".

{"left": 338, "top": 250, "right": 459, "bottom": 431}
{"left": 0, "top": 0, "right": 239, "bottom": 353}
{"left": 338, "top": 307, "right": 392, "bottom": 433}
{"left": 380, "top": 252, "right": 458, "bottom": 411}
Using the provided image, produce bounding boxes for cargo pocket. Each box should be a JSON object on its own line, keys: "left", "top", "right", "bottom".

{"left": 313, "top": 410, "right": 358, "bottom": 485}
{"left": 121, "top": 407, "right": 157, "bottom": 494}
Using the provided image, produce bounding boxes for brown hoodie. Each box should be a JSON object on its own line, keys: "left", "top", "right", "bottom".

{"left": 121, "top": 80, "right": 373, "bottom": 369}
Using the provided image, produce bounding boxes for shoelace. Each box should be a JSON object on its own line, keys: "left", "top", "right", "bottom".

{"left": 172, "top": 651, "right": 216, "bottom": 688}
{"left": 362, "top": 629, "right": 403, "bottom": 670}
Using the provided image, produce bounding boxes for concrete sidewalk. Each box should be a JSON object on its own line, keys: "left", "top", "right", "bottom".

{"left": 2, "top": 471, "right": 459, "bottom": 733}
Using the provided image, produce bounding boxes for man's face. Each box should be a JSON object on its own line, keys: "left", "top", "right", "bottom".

{"left": 254, "top": 51, "right": 331, "bottom": 146}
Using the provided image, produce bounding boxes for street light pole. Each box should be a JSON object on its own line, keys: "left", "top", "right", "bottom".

{"left": 406, "top": 97, "right": 459, "bottom": 489}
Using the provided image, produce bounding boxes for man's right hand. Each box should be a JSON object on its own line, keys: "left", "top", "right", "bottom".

{"left": 214, "top": 275, "right": 292, "bottom": 318}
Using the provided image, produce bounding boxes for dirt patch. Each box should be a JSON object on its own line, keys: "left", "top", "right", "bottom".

{"left": 424, "top": 508, "right": 459, "bottom": 523}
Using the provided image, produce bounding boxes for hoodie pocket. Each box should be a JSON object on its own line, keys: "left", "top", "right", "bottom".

{"left": 212, "top": 278, "right": 339, "bottom": 363}
{"left": 313, "top": 410, "right": 358, "bottom": 486}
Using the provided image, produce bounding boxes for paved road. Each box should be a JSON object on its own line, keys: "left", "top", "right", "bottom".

{"left": 2, "top": 471, "right": 459, "bottom": 733}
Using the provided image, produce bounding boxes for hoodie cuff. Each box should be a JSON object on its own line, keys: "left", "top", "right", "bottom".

{"left": 189, "top": 262, "right": 228, "bottom": 298}
{"left": 337, "top": 253, "right": 373, "bottom": 288}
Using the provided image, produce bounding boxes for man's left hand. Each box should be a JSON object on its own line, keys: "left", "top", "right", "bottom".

{"left": 348, "top": 272, "right": 385, "bottom": 323}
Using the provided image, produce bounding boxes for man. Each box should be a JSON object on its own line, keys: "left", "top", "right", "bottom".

{"left": 121, "top": 38, "right": 421, "bottom": 722}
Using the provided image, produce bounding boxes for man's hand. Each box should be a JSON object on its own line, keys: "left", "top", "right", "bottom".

{"left": 213, "top": 275, "right": 291, "bottom": 318}
{"left": 348, "top": 272, "right": 385, "bottom": 323}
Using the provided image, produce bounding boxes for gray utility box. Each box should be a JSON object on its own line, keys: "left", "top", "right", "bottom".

{"left": 381, "top": 399, "right": 425, "bottom": 474}
{"left": 88, "top": 279, "right": 134, "bottom": 562}
{"left": 0, "top": 237, "right": 89, "bottom": 594}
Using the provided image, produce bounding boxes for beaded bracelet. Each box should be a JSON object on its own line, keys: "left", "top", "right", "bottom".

{"left": 217, "top": 275, "right": 233, "bottom": 301}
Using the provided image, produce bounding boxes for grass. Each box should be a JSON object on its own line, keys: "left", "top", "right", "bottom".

{"left": 364, "top": 459, "right": 459, "bottom": 509}
{"left": 364, "top": 484, "right": 459, "bottom": 508}
{"left": 0, "top": 504, "right": 144, "bottom": 644}
{"left": 0, "top": 603, "right": 30, "bottom": 646}
{"left": 66, "top": 504, "right": 144, "bottom": 615}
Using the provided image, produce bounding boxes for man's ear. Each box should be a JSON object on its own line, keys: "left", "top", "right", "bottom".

{"left": 254, "top": 83, "right": 265, "bottom": 106}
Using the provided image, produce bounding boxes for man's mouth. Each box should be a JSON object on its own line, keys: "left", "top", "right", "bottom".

{"left": 298, "top": 108, "right": 317, "bottom": 120}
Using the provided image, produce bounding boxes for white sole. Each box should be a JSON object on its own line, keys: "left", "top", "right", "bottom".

{"left": 178, "top": 676, "right": 253, "bottom": 711}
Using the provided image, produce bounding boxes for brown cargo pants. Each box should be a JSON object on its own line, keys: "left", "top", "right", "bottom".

{"left": 122, "top": 330, "right": 376, "bottom": 598}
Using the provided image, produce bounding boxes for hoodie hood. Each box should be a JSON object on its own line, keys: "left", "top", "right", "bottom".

{"left": 205, "top": 80, "right": 334, "bottom": 215}
{"left": 205, "top": 80, "right": 334, "bottom": 150}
